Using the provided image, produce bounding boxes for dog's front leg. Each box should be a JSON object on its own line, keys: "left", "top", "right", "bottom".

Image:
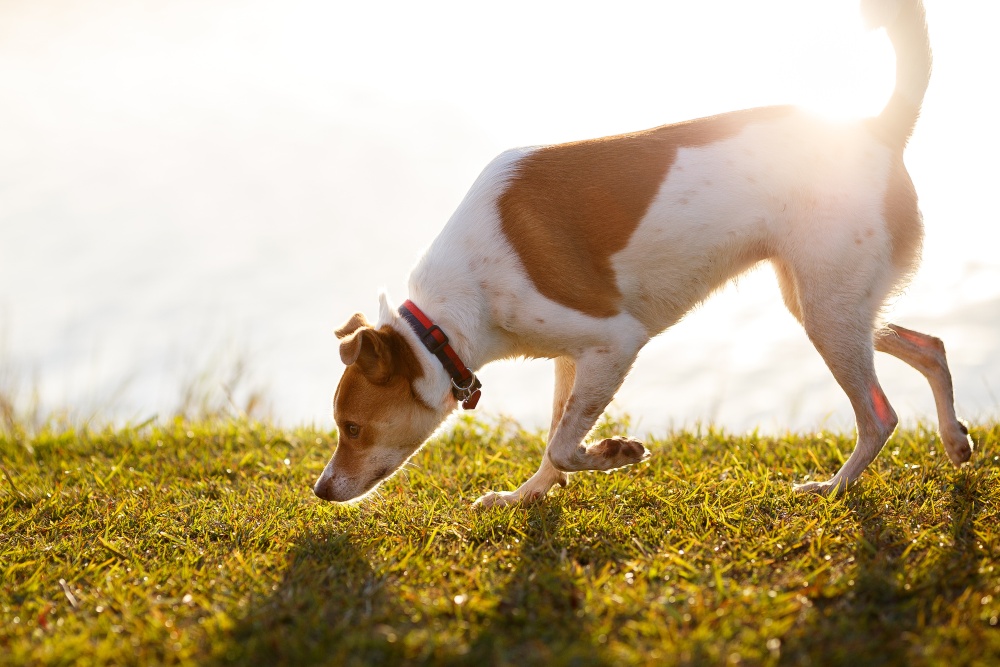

{"left": 474, "top": 456, "right": 570, "bottom": 508}
{"left": 475, "top": 346, "right": 649, "bottom": 508}
{"left": 473, "top": 357, "right": 575, "bottom": 508}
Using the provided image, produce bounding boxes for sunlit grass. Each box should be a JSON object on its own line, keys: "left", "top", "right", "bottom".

{"left": 1, "top": 416, "right": 998, "bottom": 666}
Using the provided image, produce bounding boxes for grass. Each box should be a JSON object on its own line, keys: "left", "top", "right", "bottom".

{"left": 1, "top": 415, "right": 998, "bottom": 666}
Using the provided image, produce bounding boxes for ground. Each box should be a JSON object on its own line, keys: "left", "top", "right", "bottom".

{"left": 1, "top": 416, "right": 998, "bottom": 666}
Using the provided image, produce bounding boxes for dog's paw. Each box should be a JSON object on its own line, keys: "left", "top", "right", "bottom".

{"left": 794, "top": 477, "right": 848, "bottom": 497}
{"left": 473, "top": 489, "right": 543, "bottom": 509}
{"left": 941, "top": 420, "right": 974, "bottom": 466}
{"left": 591, "top": 436, "right": 651, "bottom": 471}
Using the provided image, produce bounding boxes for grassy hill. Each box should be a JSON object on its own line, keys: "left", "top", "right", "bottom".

{"left": 1, "top": 416, "right": 998, "bottom": 665}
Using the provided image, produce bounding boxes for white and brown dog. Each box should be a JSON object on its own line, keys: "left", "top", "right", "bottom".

{"left": 314, "top": 0, "right": 972, "bottom": 507}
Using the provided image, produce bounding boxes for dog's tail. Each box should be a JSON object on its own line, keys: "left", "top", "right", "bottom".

{"left": 861, "top": 0, "right": 932, "bottom": 147}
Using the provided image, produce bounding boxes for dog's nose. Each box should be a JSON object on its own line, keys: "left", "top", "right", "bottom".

{"left": 313, "top": 479, "right": 336, "bottom": 501}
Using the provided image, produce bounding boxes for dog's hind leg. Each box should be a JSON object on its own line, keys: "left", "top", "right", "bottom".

{"left": 787, "top": 266, "right": 900, "bottom": 494}
{"left": 794, "top": 321, "right": 898, "bottom": 493}
{"left": 875, "top": 324, "right": 973, "bottom": 464}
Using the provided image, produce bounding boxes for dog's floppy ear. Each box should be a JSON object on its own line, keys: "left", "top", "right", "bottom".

{"left": 335, "top": 312, "right": 370, "bottom": 339}
{"left": 339, "top": 328, "right": 394, "bottom": 383}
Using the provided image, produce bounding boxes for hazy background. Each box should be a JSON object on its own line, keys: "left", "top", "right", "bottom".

{"left": 1, "top": 0, "right": 998, "bottom": 433}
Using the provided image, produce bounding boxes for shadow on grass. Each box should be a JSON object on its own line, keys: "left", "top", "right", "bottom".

{"left": 218, "top": 502, "right": 619, "bottom": 666}
{"left": 216, "top": 530, "right": 409, "bottom": 666}
{"left": 779, "top": 473, "right": 987, "bottom": 666}
{"left": 449, "top": 502, "right": 616, "bottom": 667}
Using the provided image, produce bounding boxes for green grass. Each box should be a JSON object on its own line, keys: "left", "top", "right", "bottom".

{"left": 1, "top": 416, "right": 998, "bottom": 666}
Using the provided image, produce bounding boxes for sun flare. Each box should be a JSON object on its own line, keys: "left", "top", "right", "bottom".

{"left": 794, "top": 24, "right": 898, "bottom": 121}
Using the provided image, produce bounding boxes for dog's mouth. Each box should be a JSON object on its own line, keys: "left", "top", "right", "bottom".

{"left": 314, "top": 465, "right": 393, "bottom": 502}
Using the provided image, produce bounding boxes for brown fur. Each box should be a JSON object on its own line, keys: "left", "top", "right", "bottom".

{"left": 314, "top": 319, "right": 444, "bottom": 502}
{"left": 335, "top": 324, "right": 428, "bottom": 413}
{"left": 335, "top": 326, "right": 428, "bottom": 442}
{"left": 497, "top": 107, "right": 795, "bottom": 317}
{"left": 335, "top": 312, "right": 370, "bottom": 338}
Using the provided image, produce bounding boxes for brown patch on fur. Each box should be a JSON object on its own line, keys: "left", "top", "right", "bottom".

{"left": 336, "top": 319, "right": 423, "bottom": 386}
{"left": 498, "top": 107, "right": 795, "bottom": 318}
{"left": 883, "top": 155, "right": 923, "bottom": 270}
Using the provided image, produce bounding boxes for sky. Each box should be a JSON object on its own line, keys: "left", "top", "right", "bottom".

{"left": 1, "top": 0, "right": 998, "bottom": 432}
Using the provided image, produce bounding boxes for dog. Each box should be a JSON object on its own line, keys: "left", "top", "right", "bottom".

{"left": 314, "top": 0, "right": 973, "bottom": 507}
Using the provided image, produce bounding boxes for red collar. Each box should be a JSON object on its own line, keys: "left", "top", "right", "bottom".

{"left": 398, "top": 300, "right": 482, "bottom": 409}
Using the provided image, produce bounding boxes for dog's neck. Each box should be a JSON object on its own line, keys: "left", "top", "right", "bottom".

{"left": 403, "top": 149, "right": 529, "bottom": 377}
{"left": 387, "top": 286, "right": 494, "bottom": 414}
{"left": 402, "top": 283, "right": 499, "bottom": 375}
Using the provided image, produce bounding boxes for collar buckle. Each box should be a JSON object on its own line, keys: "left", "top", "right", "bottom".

{"left": 420, "top": 325, "right": 449, "bottom": 356}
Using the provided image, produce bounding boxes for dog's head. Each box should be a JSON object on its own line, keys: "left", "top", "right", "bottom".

{"left": 313, "top": 298, "right": 452, "bottom": 502}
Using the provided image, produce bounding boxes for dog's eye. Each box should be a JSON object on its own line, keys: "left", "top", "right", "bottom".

{"left": 343, "top": 422, "right": 361, "bottom": 439}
